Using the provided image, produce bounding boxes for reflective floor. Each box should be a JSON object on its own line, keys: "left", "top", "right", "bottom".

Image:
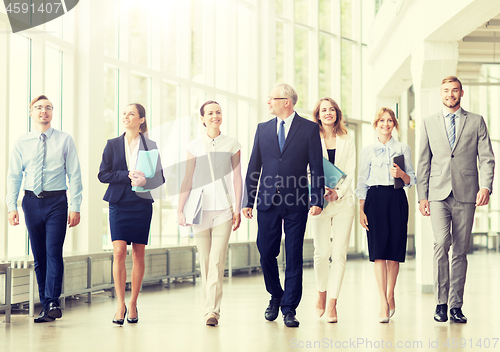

{"left": 2, "top": 252, "right": 500, "bottom": 352}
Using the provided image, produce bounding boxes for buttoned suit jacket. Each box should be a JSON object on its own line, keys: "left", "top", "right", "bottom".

{"left": 417, "top": 109, "right": 495, "bottom": 203}
{"left": 98, "top": 133, "right": 165, "bottom": 203}
{"left": 244, "top": 114, "right": 324, "bottom": 211}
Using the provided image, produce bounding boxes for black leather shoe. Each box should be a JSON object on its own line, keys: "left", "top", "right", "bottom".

{"left": 34, "top": 309, "right": 55, "bottom": 323}
{"left": 450, "top": 308, "right": 467, "bottom": 323}
{"left": 113, "top": 306, "right": 127, "bottom": 326}
{"left": 127, "top": 307, "right": 139, "bottom": 324}
{"left": 264, "top": 297, "right": 281, "bottom": 321}
{"left": 47, "top": 302, "right": 62, "bottom": 319}
{"left": 434, "top": 304, "right": 448, "bottom": 322}
{"left": 283, "top": 311, "right": 300, "bottom": 328}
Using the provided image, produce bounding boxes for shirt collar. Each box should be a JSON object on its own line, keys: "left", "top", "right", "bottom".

{"left": 277, "top": 111, "right": 296, "bottom": 125}
{"left": 442, "top": 107, "right": 462, "bottom": 119}
{"left": 32, "top": 127, "right": 54, "bottom": 138}
{"left": 203, "top": 131, "right": 222, "bottom": 143}
{"left": 376, "top": 136, "right": 396, "bottom": 148}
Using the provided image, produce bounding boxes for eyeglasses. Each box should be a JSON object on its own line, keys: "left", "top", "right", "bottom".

{"left": 268, "top": 97, "right": 288, "bottom": 101}
{"left": 33, "top": 105, "right": 53, "bottom": 111}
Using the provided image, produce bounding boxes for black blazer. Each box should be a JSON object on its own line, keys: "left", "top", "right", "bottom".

{"left": 243, "top": 114, "right": 324, "bottom": 211}
{"left": 98, "top": 133, "right": 165, "bottom": 203}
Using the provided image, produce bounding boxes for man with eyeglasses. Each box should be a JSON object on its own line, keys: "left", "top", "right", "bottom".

{"left": 242, "top": 83, "right": 324, "bottom": 327}
{"left": 6, "top": 95, "right": 82, "bottom": 323}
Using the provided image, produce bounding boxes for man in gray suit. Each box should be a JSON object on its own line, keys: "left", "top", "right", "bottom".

{"left": 417, "top": 76, "right": 495, "bottom": 323}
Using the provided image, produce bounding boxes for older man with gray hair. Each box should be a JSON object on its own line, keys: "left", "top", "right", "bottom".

{"left": 242, "top": 83, "right": 324, "bottom": 327}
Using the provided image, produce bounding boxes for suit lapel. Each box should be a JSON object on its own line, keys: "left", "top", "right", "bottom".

{"left": 453, "top": 110, "right": 467, "bottom": 152}
{"left": 118, "top": 133, "right": 128, "bottom": 170}
{"left": 320, "top": 138, "right": 328, "bottom": 159}
{"left": 335, "top": 135, "right": 346, "bottom": 167}
{"left": 281, "top": 114, "right": 302, "bottom": 154}
{"left": 435, "top": 112, "right": 450, "bottom": 149}
{"left": 265, "top": 118, "right": 282, "bottom": 155}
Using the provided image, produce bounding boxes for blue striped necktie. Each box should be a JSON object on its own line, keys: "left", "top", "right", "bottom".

{"left": 278, "top": 120, "right": 285, "bottom": 152}
{"left": 33, "top": 133, "right": 47, "bottom": 196}
{"left": 446, "top": 113, "right": 456, "bottom": 149}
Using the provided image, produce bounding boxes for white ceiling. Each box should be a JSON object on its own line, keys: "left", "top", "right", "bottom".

{"left": 459, "top": 14, "right": 500, "bottom": 81}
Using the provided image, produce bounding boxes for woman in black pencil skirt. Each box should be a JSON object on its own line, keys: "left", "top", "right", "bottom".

{"left": 98, "top": 103, "right": 164, "bottom": 325}
{"left": 356, "top": 107, "right": 416, "bottom": 323}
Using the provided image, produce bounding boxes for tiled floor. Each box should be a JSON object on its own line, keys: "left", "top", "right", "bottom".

{"left": 2, "top": 252, "right": 500, "bottom": 352}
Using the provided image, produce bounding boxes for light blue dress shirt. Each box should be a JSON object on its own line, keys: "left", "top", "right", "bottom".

{"left": 355, "top": 137, "right": 416, "bottom": 200}
{"left": 6, "top": 127, "right": 83, "bottom": 212}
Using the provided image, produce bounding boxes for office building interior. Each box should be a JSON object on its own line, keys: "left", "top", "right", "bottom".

{"left": 1, "top": 0, "right": 500, "bottom": 351}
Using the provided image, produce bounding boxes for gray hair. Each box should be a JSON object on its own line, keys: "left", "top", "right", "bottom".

{"left": 274, "top": 83, "right": 298, "bottom": 106}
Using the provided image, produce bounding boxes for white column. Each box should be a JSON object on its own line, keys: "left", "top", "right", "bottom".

{"left": 410, "top": 40, "right": 459, "bottom": 294}
{"left": 72, "top": 0, "right": 106, "bottom": 252}
{"left": 0, "top": 21, "right": 8, "bottom": 259}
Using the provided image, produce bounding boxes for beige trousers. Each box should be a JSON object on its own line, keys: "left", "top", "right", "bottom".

{"left": 192, "top": 209, "right": 232, "bottom": 319}
{"left": 309, "top": 195, "right": 355, "bottom": 298}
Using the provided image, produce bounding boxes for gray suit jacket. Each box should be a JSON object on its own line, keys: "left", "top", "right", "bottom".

{"left": 417, "top": 108, "right": 495, "bottom": 203}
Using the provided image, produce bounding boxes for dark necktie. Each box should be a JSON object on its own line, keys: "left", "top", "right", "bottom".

{"left": 278, "top": 120, "right": 285, "bottom": 152}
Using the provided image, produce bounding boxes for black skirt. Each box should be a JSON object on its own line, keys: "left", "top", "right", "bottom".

{"left": 364, "top": 186, "right": 408, "bottom": 262}
{"left": 109, "top": 186, "right": 153, "bottom": 245}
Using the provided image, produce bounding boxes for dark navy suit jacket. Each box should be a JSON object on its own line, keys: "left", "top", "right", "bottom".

{"left": 98, "top": 133, "right": 165, "bottom": 203}
{"left": 244, "top": 114, "right": 324, "bottom": 211}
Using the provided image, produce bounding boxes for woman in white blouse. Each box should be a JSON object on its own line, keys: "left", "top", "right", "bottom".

{"left": 356, "top": 107, "right": 416, "bottom": 323}
{"left": 177, "top": 101, "right": 242, "bottom": 326}
{"left": 309, "top": 98, "right": 356, "bottom": 323}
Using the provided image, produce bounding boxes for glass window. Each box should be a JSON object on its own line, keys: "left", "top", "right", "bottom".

{"left": 191, "top": 88, "right": 206, "bottom": 137}
{"left": 191, "top": 0, "right": 205, "bottom": 83}
{"left": 341, "top": 40, "right": 353, "bottom": 118}
{"left": 276, "top": 0, "right": 285, "bottom": 17}
{"left": 45, "top": 15, "right": 63, "bottom": 39}
{"left": 45, "top": 46, "right": 62, "bottom": 131}
{"left": 238, "top": 4, "right": 251, "bottom": 96}
{"left": 276, "top": 21, "right": 285, "bottom": 83}
{"left": 103, "top": 66, "right": 118, "bottom": 141}
{"left": 294, "top": 0, "right": 309, "bottom": 25}
{"left": 362, "top": 0, "right": 375, "bottom": 43}
{"left": 161, "top": 2, "right": 177, "bottom": 75}
{"left": 341, "top": 0, "right": 353, "bottom": 39}
{"left": 361, "top": 45, "right": 370, "bottom": 121}
{"left": 129, "top": 3, "right": 149, "bottom": 67}
{"left": 130, "top": 74, "right": 148, "bottom": 108}
{"left": 215, "top": 0, "right": 230, "bottom": 91}
{"left": 62, "top": 4, "right": 75, "bottom": 43}
{"left": 319, "top": 0, "right": 333, "bottom": 33}
{"left": 103, "top": 0, "right": 118, "bottom": 58}
{"left": 162, "top": 81, "right": 178, "bottom": 123}
{"left": 319, "top": 34, "right": 333, "bottom": 99}
{"left": 294, "top": 26, "right": 309, "bottom": 109}
{"left": 8, "top": 34, "right": 31, "bottom": 257}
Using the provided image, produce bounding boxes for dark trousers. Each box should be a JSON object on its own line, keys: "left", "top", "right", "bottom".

{"left": 22, "top": 193, "right": 68, "bottom": 309}
{"left": 256, "top": 195, "right": 308, "bottom": 315}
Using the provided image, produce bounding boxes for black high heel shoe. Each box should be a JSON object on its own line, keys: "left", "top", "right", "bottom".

{"left": 127, "top": 307, "right": 139, "bottom": 324}
{"left": 112, "top": 306, "right": 127, "bottom": 326}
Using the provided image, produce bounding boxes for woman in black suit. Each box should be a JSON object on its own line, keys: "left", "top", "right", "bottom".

{"left": 98, "top": 103, "right": 164, "bottom": 325}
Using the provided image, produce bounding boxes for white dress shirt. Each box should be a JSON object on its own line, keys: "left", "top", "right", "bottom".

{"left": 276, "top": 111, "right": 296, "bottom": 139}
